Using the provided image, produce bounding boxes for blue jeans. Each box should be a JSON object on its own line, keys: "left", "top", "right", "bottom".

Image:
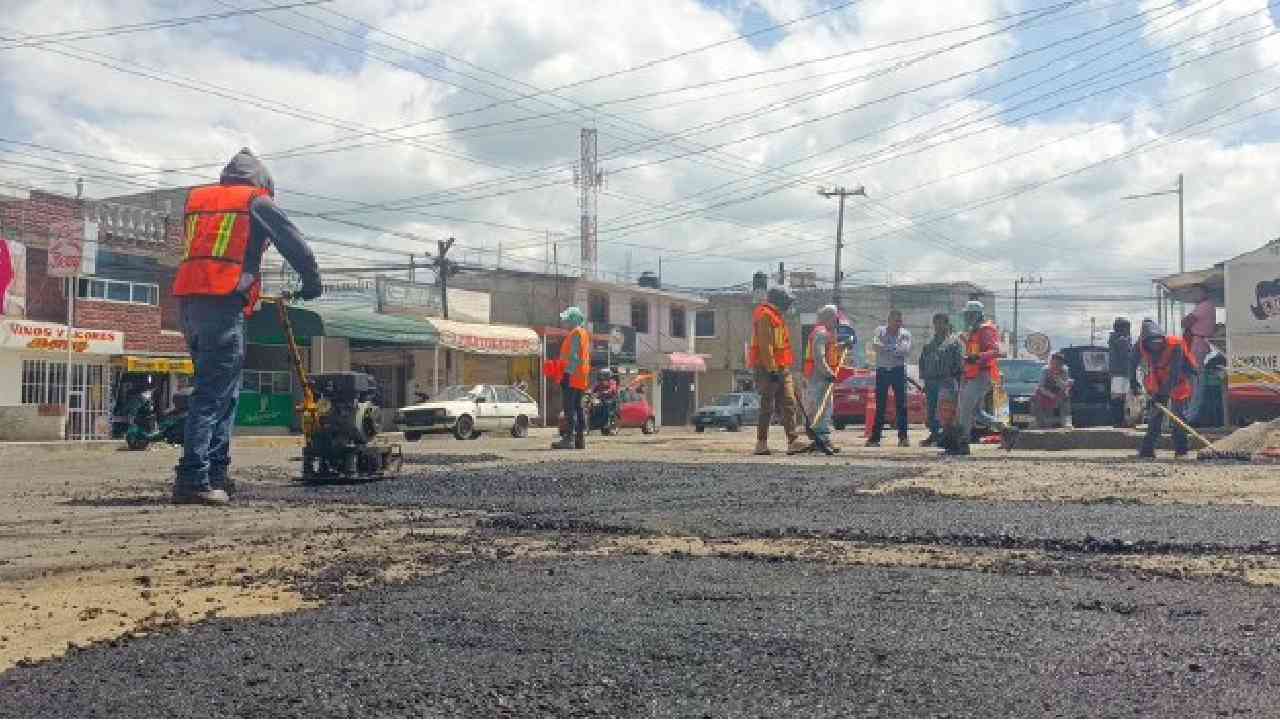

{"left": 923, "top": 380, "right": 945, "bottom": 435}
{"left": 870, "top": 365, "right": 909, "bottom": 442}
{"left": 808, "top": 376, "right": 833, "bottom": 442}
{"left": 176, "top": 296, "right": 245, "bottom": 491}
{"left": 562, "top": 383, "right": 586, "bottom": 435}
{"left": 1142, "top": 398, "right": 1189, "bottom": 456}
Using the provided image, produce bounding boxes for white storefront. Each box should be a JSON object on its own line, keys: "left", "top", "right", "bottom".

{"left": 0, "top": 319, "right": 124, "bottom": 440}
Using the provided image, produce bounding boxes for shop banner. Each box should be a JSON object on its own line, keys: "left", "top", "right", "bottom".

{"left": 47, "top": 226, "right": 85, "bottom": 278}
{"left": 0, "top": 234, "right": 24, "bottom": 317}
{"left": 0, "top": 319, "right": 124, "bottom": 354}
{"left": 1227, "top": 246, "right": 1280, "bottom": 335}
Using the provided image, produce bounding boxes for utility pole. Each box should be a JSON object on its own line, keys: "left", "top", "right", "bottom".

{"left": 1090, "top": 316, "right": 1098, "bottom": 345}
{"left": 435, "top": 237, "right": 455, "bottom": 385}
{"left": 818, "top": 185, "right": 866, "bottom": 308}
{"left": 1012, "top": 276, "right": 1041, "bottom": 359}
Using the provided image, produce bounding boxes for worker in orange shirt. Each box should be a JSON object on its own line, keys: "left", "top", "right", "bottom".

{"left": 551, "top": 306, "right": 591, "bottom": 450}
{"left": 1134, "top": 319, "right": 1196, "bottom": 459}
{"left": 749, "top": 286, "right": 810, "bottom": 455}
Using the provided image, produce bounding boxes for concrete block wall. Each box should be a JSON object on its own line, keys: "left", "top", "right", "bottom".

{"left": 75, "top": 299, "right": 186, "bottom": 354}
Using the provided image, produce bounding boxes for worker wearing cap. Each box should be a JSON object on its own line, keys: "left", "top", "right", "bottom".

{"left": 803, "top": 304, "right": 845, "bottom": 453}
{"left": 750, "top": 286, "right": 810, "bottom": 455}
{"left": 1134, "top": 318, "right": 1196, "bottom": 459}
{"left": 551, "top": 306, "right": 591, "bottom": 450}
{"left": 950, "top": 300, "right": 1016, "bottom": 455}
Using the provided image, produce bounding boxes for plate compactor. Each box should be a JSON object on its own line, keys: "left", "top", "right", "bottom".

{"left": 275, "top": 295, "right": 403, "bottom": 483}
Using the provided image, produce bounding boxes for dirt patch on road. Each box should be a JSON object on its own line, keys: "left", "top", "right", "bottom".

{"left": 866, "top": 460, "right": 1280, "bottom": 506}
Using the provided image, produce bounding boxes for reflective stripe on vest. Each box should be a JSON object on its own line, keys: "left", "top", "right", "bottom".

{"left": 1139, "top": 336, "right": 1194, "bottom": 401}
{"left": 559, "top": 326, "right": 592, "bottom": 390}
{"left": 963, "top": 322, "right": 1001, "bottom": 382}
{"left": 173, "top": 184, "right": 270, "bottom": 301}
{"left": 804, "top": 326, "right": 840, "bottom": 379}
{"left": 750, "top": 303, "right": 794, "bottom": 370}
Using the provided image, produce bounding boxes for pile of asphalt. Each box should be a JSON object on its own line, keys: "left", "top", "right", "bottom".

{"left": 231, "top": 461, "right": 1280, "bottom": 552}
{"left": 1204, "top": 419, "right": 1280, "bottom": 458}
{"left": 3, "top": 556, "right": 1278, "bottom": 717}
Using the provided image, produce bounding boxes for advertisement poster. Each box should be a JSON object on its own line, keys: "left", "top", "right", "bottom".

{"left": 0, "top": 235, "right": 25, "bottom": 318}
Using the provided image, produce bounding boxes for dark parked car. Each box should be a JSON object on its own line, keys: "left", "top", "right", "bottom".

{"left": 693, "top": 392, "right": 760, "bottom": 432}
{"left": 1058, "top": 345, "right": 1112, "bottom": 427}
{"left": 999, "top": 359, "right": 1046, "bottom": 428}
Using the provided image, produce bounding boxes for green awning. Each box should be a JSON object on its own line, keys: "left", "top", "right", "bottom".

{"left": 248, "top": 302, "right": 438, "bottom": 347}
{"left": 314, "top": 307, "right": 438, "bottom": 346}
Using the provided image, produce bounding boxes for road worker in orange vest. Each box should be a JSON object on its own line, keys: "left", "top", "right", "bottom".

{"left": 1134, "top": 318, "right": 1197, "bottom": 459}
{"left": 171, "top": 148, "right": 322, "bottom": 506}
{"left": 949, "top": 300, "right": 1016, "bottom": 455}
{"left": 804, "top": 304, "right": 844, "bottom": 453}
{"left": 551, "top": 306, "right": 592, "bottom": 450}
{"left": 750, "top": 286, "right": 810, "bottom": 455}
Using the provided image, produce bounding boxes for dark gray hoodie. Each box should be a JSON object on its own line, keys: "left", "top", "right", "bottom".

{"left": 217, "top": 148, "right": 320, "bottom": 296}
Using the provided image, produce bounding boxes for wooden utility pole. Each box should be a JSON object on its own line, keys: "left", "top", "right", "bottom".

{"left": 1012, "top": 276, "right": 1041, "bottom": 359}
{"left": 436, "top": 236, "right": 454, "bottom": 320}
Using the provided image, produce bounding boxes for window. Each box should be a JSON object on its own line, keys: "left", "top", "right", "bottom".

{"left": 22, "top": 359, "right": 67, "bottom": 405}
{"left": 76, "top": 278, "right": 160, "bottom": 306}
{"left": 670, "top": 306, "right": 687, "bottom": 339}
{"left": 588, "top": 291, "right": 609, "bottom": 324}
{"left": 496, "top": 386, "right": 518, "bottom": 403}
{"left": 242, "top": 370, "right": 291, "bottom": 395}
{"left": 695, "top": 310, "right": 716, "bottom": 338}
{"left": 631, "top": 299, "right": 650, "bottom": 334}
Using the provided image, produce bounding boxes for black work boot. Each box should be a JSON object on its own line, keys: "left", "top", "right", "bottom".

{"left": 551, "top": 434, "right": 575, "bottom": 449}
{"left": 574, "top": 432, "right": 586, "bottom": 450}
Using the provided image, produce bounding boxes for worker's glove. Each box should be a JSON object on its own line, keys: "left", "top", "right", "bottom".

{"left": 768, "top": 371, "right": 783, "bottom": 383}
{"left": 1154, "top": 394, "right": 1170, "bottom": 405}
{"left": 299, "top": 276, "right": 323, "bottom": 301}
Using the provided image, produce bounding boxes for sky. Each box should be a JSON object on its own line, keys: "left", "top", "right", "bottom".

{"left": 2, "top": 0, "right": 1279, "bottom": 348}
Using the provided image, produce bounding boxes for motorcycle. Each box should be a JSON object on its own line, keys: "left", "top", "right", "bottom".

{"left": 558, "top": 389, "right": 621, "bottom": 437}
{"left": 124, "top": 389, "right": 188, "bottom": 450}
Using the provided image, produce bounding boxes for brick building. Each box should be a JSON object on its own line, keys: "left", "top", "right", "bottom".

{"left": 0, "top": 188, "right": 187, "bottom": 440}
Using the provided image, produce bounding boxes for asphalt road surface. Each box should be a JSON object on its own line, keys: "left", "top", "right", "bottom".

{"left": 4, "top": 437, "right": 1280, "bottom": 717}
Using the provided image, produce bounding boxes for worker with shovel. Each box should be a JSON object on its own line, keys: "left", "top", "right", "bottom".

{"left": 1133, "top": 319, "right": 1196, "bottom": 459}
{"left": 750, "top": 286, "right": 810, "bottom": 456}
{"left": 803, "top": 305, "right": 845, "bottom": 453}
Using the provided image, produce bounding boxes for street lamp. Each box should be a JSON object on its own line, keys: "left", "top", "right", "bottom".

{"left": 1122, "top": 173, "right": 1185, "bottom": 319}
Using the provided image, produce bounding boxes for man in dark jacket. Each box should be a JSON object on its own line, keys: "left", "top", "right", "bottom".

{"left": 918, "top": 312, "right": 963, "bottom": 447}
{"left": 173, "top": 148, "right": 322, "bottom": 505}
{"left": 1107, "top": 317, "right": 1133, "bottom": 426}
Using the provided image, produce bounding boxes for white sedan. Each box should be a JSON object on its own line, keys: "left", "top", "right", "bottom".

{"left": 396, "top": 384, "right": 539, "bottom": 441}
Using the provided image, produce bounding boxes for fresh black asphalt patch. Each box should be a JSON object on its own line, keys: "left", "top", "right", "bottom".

{"left": 234, "top": 461, "right": 1280, "bottom": 551}
{"left": 4, "top": 556, "right": 1279, "bottom": 717}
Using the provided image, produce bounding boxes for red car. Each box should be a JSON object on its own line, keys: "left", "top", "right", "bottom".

{"left": 618, "top": 386, "right": 658, "bottom": 434}
{"left": 831, "top": 368, "right": 926, "bottom": 430}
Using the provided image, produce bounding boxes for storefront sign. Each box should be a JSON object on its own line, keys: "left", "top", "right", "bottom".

{"left": 377, "top": 276, "right": 490, "bottom": 323}
{"left": 114, "top": 356, "right": 194, "bottom": 373}
{"left": 0, "top": 320, "right": 124, "bottom": 354}
{"left": 1227, "top": 244, "right": 1280, "bottom": 334}
{"left": 437, "top": 329, "right": 540, "bottom": 355}
{"left": 47, "top": 231, "right": 84, "bottom": 279}
{"left": 0, "top": 235, "right": 24, "bottom": 317}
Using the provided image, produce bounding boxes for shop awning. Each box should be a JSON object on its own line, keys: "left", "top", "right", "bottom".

{"left": 664, "top": 352, "right": 707, "bottom": 372}
{"left": 1156, "top": 265, "right": 1225, "bottom": 305}
{"left": 426, "top": 317, "right": 540, "bottom": 355}
{"left": 248, "top": 302, "right": 437, "bottom": 347}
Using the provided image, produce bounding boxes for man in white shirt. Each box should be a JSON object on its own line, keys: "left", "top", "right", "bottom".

{"left": 869, "top": 309, "right": 912, "bottom": 447}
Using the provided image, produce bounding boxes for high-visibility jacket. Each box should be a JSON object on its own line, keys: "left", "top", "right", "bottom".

{"left": 173, "top": 184, "right": 271, "bottom": 314}
{"left": 559, "top": 326, "right": 592, "bottom": 390}
{"left": 804, "top": 325, "right": 841, "bottom": 379}
{"left": 963, "top": 321, "right": 1002, "bottom": 382}
{"left": 1139, "top": 335, "right": 1195, "bottom": 401}
{"left": 750, "top": 303, "right": 794, "bottom": 372}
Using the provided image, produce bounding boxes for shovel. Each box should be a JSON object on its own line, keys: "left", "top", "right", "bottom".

{"left": 796, "top": 345, "right": 852, "bottom": 456}
{"left": 1144, "top": 395, "right": 1247, "bottom": 461}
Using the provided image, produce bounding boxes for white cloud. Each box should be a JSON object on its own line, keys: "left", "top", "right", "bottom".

{"left": 2, "top": 0, "right": 1279, "bottom": 344}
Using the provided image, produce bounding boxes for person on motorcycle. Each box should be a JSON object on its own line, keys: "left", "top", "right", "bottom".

{"left": 592, "top": 369, "right": 619, "bottom": 399}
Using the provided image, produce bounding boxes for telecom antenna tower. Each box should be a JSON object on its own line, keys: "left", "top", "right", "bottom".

{"left": 573, "top": 128, "right": 604, "bottom": 278}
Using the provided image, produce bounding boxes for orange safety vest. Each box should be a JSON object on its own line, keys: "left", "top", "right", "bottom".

{"left": 803, "top": 325, "right": 841, "bottom": 379}
{"left": 750, "top": 303, "right": 794, "bottom": 371}
{"left": 173, "top": 184, "right": 271, "bottom": 315}
{"left": 558, "top": 326, "right": 592, "bottom": 390}
{"left": 1139, "top": 335, "right": 1195, "bottom": 401}
{"left": 963, "top": 321, "right": 1001, "bottom": 382}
